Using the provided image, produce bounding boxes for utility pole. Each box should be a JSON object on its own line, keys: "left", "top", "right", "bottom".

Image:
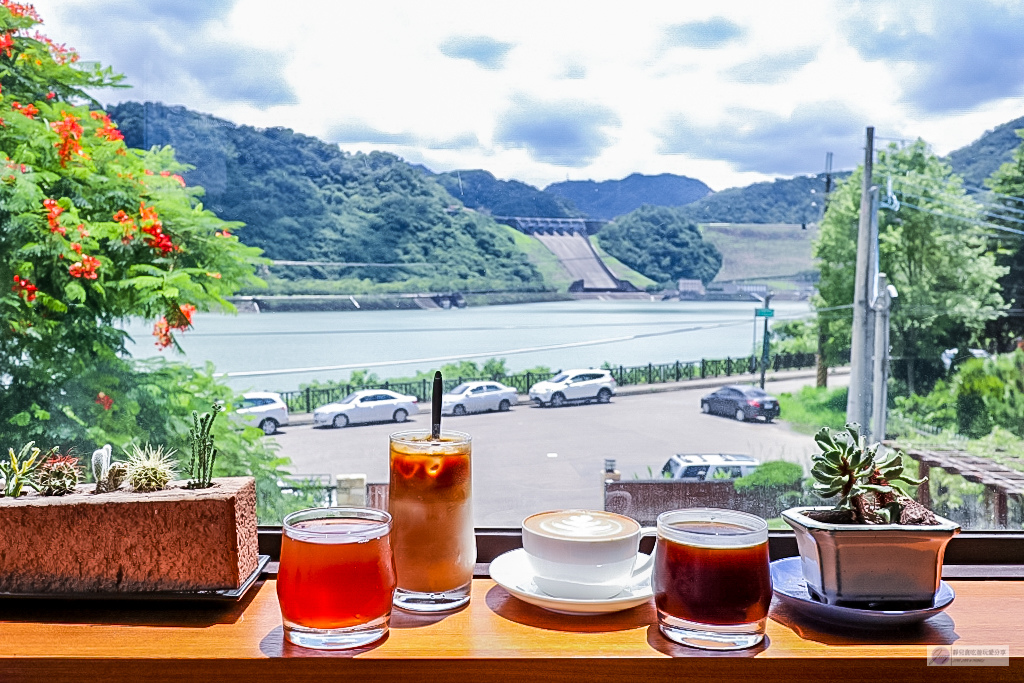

{"left": 816, "top": 151, "right": 834, "bottom": 389}
{"left": 847, "top": 127, "right": 877, "bottom": 431}
{"left": 871, "top": 273, "right": 897, "bottom": 441}
{"left": 759, "top": 293, "right": 774, "bottom": 389}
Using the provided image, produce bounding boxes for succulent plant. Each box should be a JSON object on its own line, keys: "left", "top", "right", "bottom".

{"left": 38, "top": 453, "right": 81, "bottom": 496}
{"left": 187, "top": 404, "right": 223, "bottom": 489}
{"left": 125, "top": 444, "right": 177, "bottom": 493}
{"left": 811, "top": 423, "right": 935, "bottom": 524}
{"left": 92, "top": 443, "right": 127, "bottom": 493}
{"left": 0, "top": 441, "right": 49, "bottom": 497}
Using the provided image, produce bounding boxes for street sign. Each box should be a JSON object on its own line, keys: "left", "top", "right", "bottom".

{"left": 755, "top": 308, "right": 775, "bottom": 318}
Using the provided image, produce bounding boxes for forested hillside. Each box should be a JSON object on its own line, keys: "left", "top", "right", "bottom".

{"left": 545, "top": 173, "right": 711, "bottom": 220}
{"left": 434, "top": 169, "right": 578, "bottom": 218}
{"left": 676, "top": 173, "right": 835, "bottom": 225}
{"left": 947, "top": 115, "right": 1024, "bottom": 188}
{"left": 108, "top": 103, "right": 543, "bottom": 293}
{"left": 595, "top": 206, "right": 722, "bottom": 286}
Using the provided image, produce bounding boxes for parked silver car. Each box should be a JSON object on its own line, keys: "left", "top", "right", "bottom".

{"left": 661, "top": 454, "right": 760, "bottom": 481}
{"left": 313, "top": 389, "right": 419, "bottom": 428}
{"left": 528, "top": 368, "right": 616, "bottom": 407}
{"left": 237, "top": 391, "right": 290, "bottom": 435}
{"left": 442, "top": 381, "right": 517, "bottom": 415}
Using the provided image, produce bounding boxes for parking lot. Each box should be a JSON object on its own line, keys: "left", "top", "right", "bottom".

{"left": 270, "top": 373, "right": 847, "bottom": 526}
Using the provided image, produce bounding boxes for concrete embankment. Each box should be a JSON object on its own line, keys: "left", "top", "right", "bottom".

{"left": 229, "top": 291, "right": 573, "bottom": 312}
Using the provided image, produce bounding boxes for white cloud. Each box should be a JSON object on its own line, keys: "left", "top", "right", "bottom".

{"left": 30, "top": 0, "right": 1024, "bottom": 190}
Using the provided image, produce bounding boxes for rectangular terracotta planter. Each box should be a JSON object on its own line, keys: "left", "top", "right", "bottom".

{"left": 0, "top": 476, "right": 259, "bottom": 593}
{"left": 782, "top": 506, "right": 960, "bottom": 605}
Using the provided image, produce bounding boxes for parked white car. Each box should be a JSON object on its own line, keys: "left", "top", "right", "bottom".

{"left": 442, "top": 381, "right": 518, "bottom": 415}
{"left": 313, "top": 389, "right": 419, "bottom": 428}
{"left": 237, "top": 391, "right": 289, "bottom": 435}
{"left": 528, "top": 369, "right": 616, "bottom": 407}
{"left": 660, "top": 454, "right": 760, "bottom": 481}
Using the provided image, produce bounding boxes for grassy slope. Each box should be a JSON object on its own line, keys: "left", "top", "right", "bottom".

{"left": 500, "top": 225, "right": 576, "bottom": 292}
{"left": 588, "top": 236, "right": 659, "bottom": 289}
{"left": 701, "top": 223, "right": 818, "bottom": 282}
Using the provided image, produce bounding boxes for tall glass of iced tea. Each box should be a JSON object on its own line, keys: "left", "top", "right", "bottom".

{"left": 653, "top": 508, "right": 772, "bottom": 650}
{"left": 389, "top": 430, "right": 475, "bottom": 612}
{"left": 277, "top": 507, "right": 396, "bottom": 649}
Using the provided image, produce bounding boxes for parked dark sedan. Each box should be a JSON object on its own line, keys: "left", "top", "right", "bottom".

{"left": 700, "top": 385, "right": 780, "bottom": 422}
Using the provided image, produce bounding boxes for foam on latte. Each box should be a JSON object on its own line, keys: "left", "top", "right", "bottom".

{"left": 524, "top": 510, "right": 638, "bottom": 541}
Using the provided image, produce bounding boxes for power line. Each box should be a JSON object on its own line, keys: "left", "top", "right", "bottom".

{"left": 897, "top": 200, "right": 1024, "bottom": 237}
{"left": 893, "top": 188, "right": 1024, "bottom": 228}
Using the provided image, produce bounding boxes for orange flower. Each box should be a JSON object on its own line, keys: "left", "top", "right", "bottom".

{"left": 152, "top": 317, "right": 173, "bottom": 349}
{"left": 11, "top": 275, "right": 37, "bottom": 302}
{"left": 68, "top": 255, "right": 100, "bottom": 280}
{"left": 95, "top": 392, "right": 113, "bottom": 410}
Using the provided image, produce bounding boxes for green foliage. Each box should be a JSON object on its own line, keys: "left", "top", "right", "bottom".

{"left": 815, "top": 140, "right": 1006, "bottom": 394}
{"left": 1, "top": 441, "right": 45, "bottom": 497}
{"left": 948, "top": 115, "right": 1024, "bottom": 188}
{"left": 108, "top": 103, "right": 545, "bottom": 294}
{"left": 435, "top": 169, "right": 579, "bottom": 218}
{"left": 952, "top": 351, "right": 1024, "bottom": 438}
{"left": 545, "top": 174, "right": 712, "bottom": 221}
{"left": 596, "top": 205, "right": 722, "bottom": 286}
{"left": 777, "top": 386, "right": 848, "bottom": 434}
{"left": 300, "top": 358, "right": 551, "bottom": 393}
{"left": 700, "top": 223, "right": 819, "bottom": 282}
{"left": 985, "top": 128, "right": 1024, "bottom": 344}
{"left": 187, "top": 404, "right": 221, "bottom": 489}
{"left": 125, "top": 443, "right": 176, "bottom": 493}
{"left": 678, "top": 174, "right": 833, "bottom": 225}
{"left": 772, "top": 318, "right": 817, "bottom": 354}
{"left": 892, "top": 380, "right": 958, "bottom": 431}
{"left": 734, "top": 460, "right": 804, "bottom": 492}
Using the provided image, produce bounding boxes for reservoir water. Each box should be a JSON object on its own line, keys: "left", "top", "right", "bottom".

{"left": 124, "top": 299, "right": 812, "bottom": 393}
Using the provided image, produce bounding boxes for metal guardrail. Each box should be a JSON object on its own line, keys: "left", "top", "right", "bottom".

{"left": 277, "top": 351, "right": 830, "bottom": 414}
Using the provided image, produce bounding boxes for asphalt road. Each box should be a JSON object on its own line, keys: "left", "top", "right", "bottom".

{"left": 270, "top": 373, "right": 848, "bottom": 526}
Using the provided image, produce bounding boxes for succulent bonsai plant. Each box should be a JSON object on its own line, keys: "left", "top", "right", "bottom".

{"left": 38, "top": 452, "right": 82, "bottom": 496}
{"left": 810, "top": 423, "right": 938, "bottom": 525}
{"left": 125, "top": 444, "right": 177, "bottom": 493}
{"left": 187, "top": 404, "right": 223, "bottom": 489}
{"left": 92, "top": 444, "right": 127, "bottom": 494}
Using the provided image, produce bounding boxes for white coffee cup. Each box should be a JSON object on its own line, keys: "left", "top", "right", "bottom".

{"left": 521, "top": 509, "right": 656, "bottom": 600}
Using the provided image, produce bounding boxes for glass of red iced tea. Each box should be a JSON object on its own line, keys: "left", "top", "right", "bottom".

{"left": 653, "top": 508, "right": 772, "bottom": 650}
{"left": 277, "top": 507, "right": 397, "bottom": 649}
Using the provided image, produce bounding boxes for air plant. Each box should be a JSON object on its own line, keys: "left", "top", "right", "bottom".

{"left": 92, "top": 443, "right": 127, "bottom": 493}
{"left": 125, "top": 444, "right": 177, "bottom": 493}
{"left": 811, "top": 423, "right": 936, "bottom": 525}
{"left": 187, "top": 404, "right": 223, "bottom": 489}
{"left": 0, "top": 441, "right": 49, "bottom": 497}
{"left": 38, "top": 452, "right": 81, "bottom": 496}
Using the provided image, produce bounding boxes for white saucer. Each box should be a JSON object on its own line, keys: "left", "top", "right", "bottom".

{"left": 488, "top": 548, "right": 653, "bottom": 615}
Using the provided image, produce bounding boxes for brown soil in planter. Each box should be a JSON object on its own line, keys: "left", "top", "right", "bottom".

{"left": 805, "top": 496, "right": 940, "bottom": 525}
{"left": 0, "top": 476, "right": 258, "bottom": 593}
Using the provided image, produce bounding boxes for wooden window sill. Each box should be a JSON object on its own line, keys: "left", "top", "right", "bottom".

{"left": 2, "top": 578, "right": 1022, "bottom": 682}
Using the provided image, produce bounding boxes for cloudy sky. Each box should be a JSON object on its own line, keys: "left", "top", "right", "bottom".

{"left": 31, "top": 0, "right": 1024, "bottom": 191}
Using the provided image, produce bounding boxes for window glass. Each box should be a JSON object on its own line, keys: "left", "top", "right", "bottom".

{"left": 62, "top": 3, "right": 1020, "bottom": 533}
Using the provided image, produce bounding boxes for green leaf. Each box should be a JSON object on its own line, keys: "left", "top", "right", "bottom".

{"left": 64, "top": 281, "right": 86, "bottom": 303}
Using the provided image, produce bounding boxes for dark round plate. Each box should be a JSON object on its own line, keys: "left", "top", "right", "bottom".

{"left": 771, "top": 557, "right": 954, "bottom": 628}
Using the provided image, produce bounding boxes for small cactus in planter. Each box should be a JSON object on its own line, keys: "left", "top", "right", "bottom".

{"left": 91, "top": 444, "right": 127, "bottom": 494}
{"left": 38, "top": 452, "right": 81, "bottom": 496}
{"left": 125, "top": 444, "right": 177, "bottom": 493}
{"left": 187, "top": 404, "right": 223, "bottom": 489}
{"left": 808, "top": 423, "right": 937, "bottom": 525}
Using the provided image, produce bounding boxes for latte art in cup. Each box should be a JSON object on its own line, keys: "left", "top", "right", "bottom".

{"left": 523, "top": 510, "right": 639, "bottom": 541}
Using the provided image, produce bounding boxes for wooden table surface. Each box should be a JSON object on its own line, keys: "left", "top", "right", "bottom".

{"left": 1, "top": 579, "right": 1021, "bottom": 682}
